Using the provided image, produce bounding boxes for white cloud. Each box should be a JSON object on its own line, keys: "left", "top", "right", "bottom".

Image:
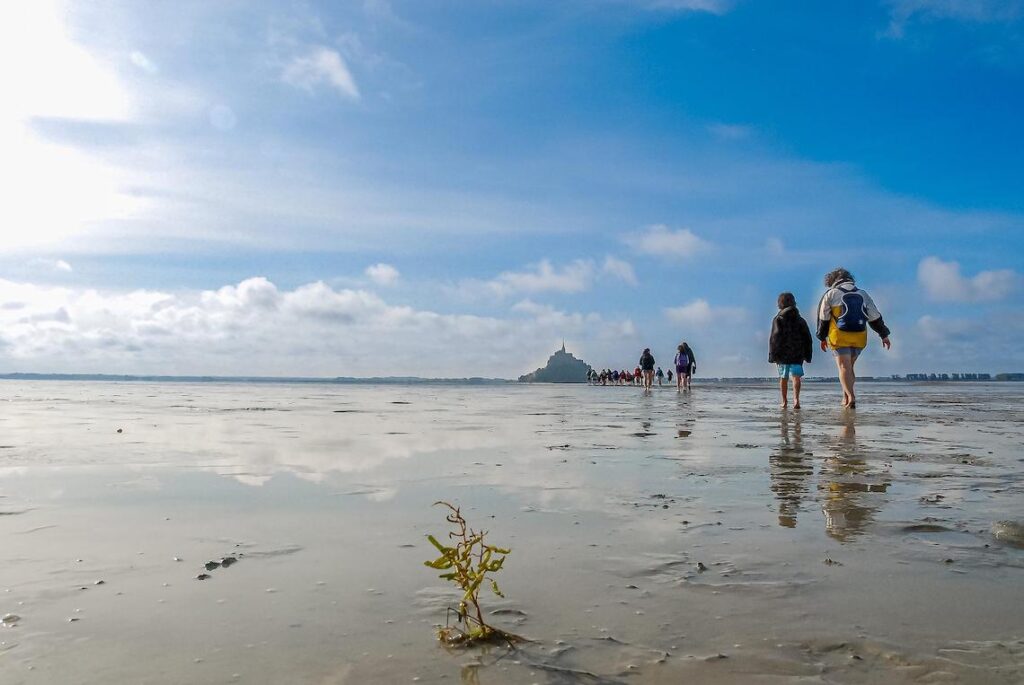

{"left": 28, "top": 258, "right": 73, "bottom": 273}
{"left": 484, "top": 259, "right": 596, "bottom": 297}
{"left": 917, "top": 256, "right": 1018, "bottom": 302}
{"left": 601, "top": 256, "right": 637, "bottom": 285}
{"left": 365, "top": 263, "right": 400, "bottom": 286}
{"left": 911, "top": 313, "right": 1024, "bottom": 373}
{"left": 511, "top": 299, "right": 635, "bottom": 339}
{"left": 624, "top": 225, "right": 711, "bottom": 259}
{"left": 0, "top": 277, "right": 635, "bottom": 377}
{"left": 664, "top": 298, "right": 746, "bottom": 326}
{"left": 883, "top": 0, "right": 1024, "bottom": 38}
{"left": 916, "top": 314, "right": 975, "bottom": 344}
{"left": 457, "top": 257, "right": 636, "bottom": 300}
{"left": 282, "top": 47, "right": 360, "bottom": 99}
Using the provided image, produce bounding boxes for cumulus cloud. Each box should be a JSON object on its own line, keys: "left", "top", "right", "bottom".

{"left": 365, "top": 263, "right": 400, "bottom": 286}
{"left": 664, "top": 298, "right": 746, "bottom": 326}
{"left": 480, "top": 260, "right": 595, "bottom": 297}
{"left": 282, "top": 47, "right": 360, "bottom": 99}
{"left": 912, "top": 313, "right": 1024, "bottom": 373}
{"left": 916, "top": 314, "right": 977, "bottom": 344}
{"left": 601, "top": 256, "right": 637, "bottom": 285}
{"left": 624, "top": 225, "right": 711, "bottom": 259}
{"left": 512, "top": 299, "right": 636, "bottom": 339}
{"left": 0, "top": 277, "right": 632, "bottom": 377}
{"left": 466, "top": 257, "right": 637, "bottom": 298}
{"left": 917, "top": 256, "right": 1018, "bottom": 302}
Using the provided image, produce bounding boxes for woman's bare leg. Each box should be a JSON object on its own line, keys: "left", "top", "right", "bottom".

{"left": 793, "top": 376, "right": 802, "bottom": 409}
{"left": 836, "top": 355, "right": 855, "bottom": 407}
{"left": 779, "top": 377, "right": 788, "bottom": 407}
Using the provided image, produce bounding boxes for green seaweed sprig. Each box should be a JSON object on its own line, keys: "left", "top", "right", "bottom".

{"left": 425, "top": 501, "right": 515, "bottom": 645}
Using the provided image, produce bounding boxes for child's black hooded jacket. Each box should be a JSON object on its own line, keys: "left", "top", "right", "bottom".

{"left": 769, "top": 306, "right": 813, "bottom": 365}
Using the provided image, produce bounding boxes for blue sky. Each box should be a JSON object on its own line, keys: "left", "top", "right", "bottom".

{"left": 1, "top": 0, "right": 1023, "bottom": 377}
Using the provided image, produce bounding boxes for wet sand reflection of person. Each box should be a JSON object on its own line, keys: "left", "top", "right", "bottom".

{"left": 674, "top": 386, "right": 694, "bottom": 440}
{"left": 819, "top": 413, "right": 890, "bottom": 542}
{"left": 769, "top": 410, "right": 812, "bottom": 528}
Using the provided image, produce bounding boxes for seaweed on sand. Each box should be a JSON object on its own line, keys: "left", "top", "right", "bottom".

{"left": 425, "top": 501, "right": 522, "bottom": 647}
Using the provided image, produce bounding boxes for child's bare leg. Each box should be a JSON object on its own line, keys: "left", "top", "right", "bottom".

{"left": 793, "top": 376, "right": 802, "bottom": 409}
{"left": 779, "top": 377, "right": 788, "bottom": 407}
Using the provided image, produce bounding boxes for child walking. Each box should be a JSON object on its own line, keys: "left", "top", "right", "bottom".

{"left": 769, "top": 292, "right": 813, "bottom": 409}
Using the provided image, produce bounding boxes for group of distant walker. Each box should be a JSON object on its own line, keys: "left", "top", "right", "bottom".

{"left": 588, "top": 341, "right": 696, "bottom": 393}
{"left": 589, "top": 267, "right": 892, "bottom": 409}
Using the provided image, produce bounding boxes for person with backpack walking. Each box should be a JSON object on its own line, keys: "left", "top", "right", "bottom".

{"left": 769, "top": 292, "right": 813, "bottom": 409}
{"left": 674, "top": 342, "right": 696, "bottom": 392}
{"left": 639, "top": 348, "right": 656, "bottom": 391}
{"left": 816, "top": 267, "right": 891, "bottom": 409}
{"left": 655, "top": 366, "right": 665, "bottom": 386}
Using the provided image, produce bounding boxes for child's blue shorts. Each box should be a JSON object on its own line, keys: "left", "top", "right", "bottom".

{"left": 777, "top": 363, "right": 804, "bottom": 379}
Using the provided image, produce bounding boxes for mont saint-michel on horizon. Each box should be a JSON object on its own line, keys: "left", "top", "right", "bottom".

{"left": 518, "top": 342, "right": 592, "bottom": 383}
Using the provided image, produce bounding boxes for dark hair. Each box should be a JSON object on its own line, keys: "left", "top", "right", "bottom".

{"left": 824, "top": 267, "right": 854, "bottom": 287}
{"left": 777, "top": 292, "right": 796, "bottom": 309}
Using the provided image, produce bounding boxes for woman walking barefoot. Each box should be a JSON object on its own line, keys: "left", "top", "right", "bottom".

{"left": 815, "top": 268, "right": 891, "bottom": 409}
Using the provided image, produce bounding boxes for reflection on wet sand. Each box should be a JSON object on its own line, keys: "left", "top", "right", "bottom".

{"left": 769, "top": 410, "right": 811, "bottom": 528}
{"left": 2, "top": 381, "right": 1023, "bottom": 684}
{"left": 820, "top": 413, "right": 891, "bottom": 542}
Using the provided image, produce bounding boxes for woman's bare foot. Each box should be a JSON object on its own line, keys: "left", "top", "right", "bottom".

{"left": 780, "top": 402, "right": 788, "bottom": 409}
{"left": 794, "top": 402, "right": 801, "bottom": 409}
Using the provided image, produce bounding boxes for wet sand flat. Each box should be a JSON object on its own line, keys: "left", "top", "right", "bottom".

{"left": 1, "top": 381, "right": 1023, "bottom": 683}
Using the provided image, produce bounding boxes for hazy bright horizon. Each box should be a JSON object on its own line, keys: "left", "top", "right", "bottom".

{"left": 2, "top": 1, "right": 1023, "bottom": 378}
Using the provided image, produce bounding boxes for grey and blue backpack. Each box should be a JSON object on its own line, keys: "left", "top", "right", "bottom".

{"left": 835, "top": 287, "right": 867, "bottom": 333}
